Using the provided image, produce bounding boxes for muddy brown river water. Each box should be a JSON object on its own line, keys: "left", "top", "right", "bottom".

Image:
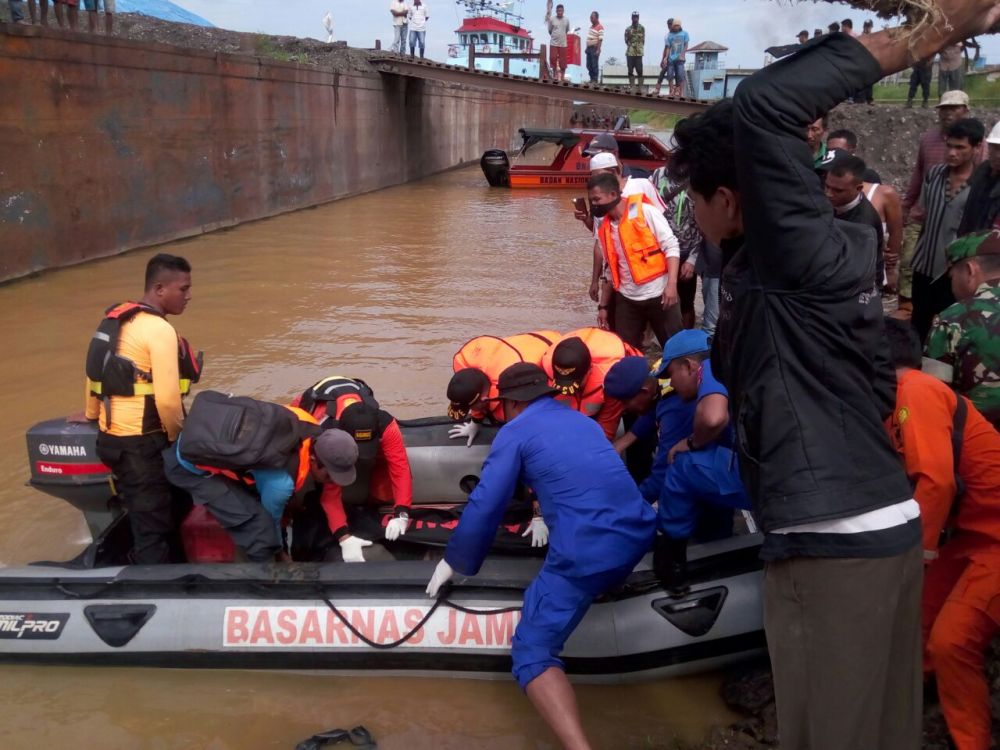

{"left": 0, "top": 166, "right": 736, "bottom": 748}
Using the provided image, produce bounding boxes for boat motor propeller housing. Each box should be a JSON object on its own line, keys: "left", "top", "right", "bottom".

{"left": 480, "top": 149, "right": 511, "bottom": 187}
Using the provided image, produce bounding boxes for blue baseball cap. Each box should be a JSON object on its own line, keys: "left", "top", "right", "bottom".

{"left": 653, "top": 330, "right": 711, "bottom": 377}
{"left": 604, "top": 356, "right": 653, "bottom": 400}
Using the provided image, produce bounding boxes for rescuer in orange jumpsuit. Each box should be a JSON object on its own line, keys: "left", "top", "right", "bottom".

{"left": 540, "top": 327, "right": 641, "bottom": 440}
{"left": 885, "top": 319, "right": 1000, "bottom": 750}
{"left": 446, "top": 331, "right": 560, "bottom": 445}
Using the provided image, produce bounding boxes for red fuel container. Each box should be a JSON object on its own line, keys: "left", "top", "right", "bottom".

{"left": 180, "top": 505, "right": 236, "bottom": 563}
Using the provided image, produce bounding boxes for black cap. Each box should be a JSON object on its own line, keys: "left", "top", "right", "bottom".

{"left": 815, "top": 148, "right": 867, "bottom": 177}
{"left": 337, "top": 401, "right": 381, "bottom": 460}
{"left": 551, "top": 337, "right": 592, "bottom": 388}
{"left": 447, "top": 368, "right": 489, "bottom": 410}
{"left": 492, "top": 363, "right": 558, "bottom": 402}
{"left": 583, "top": 132, "right": 619, "bottom": 156}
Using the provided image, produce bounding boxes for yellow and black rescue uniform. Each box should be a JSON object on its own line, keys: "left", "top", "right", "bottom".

{"left": 85, "top": 302, "right": 202, "bottom": 564}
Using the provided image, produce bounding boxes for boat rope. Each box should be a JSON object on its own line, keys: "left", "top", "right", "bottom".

{"left": 317, "top": 586, "right": 522, "bottom": 651}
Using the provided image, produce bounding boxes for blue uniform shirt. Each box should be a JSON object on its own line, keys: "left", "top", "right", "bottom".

{"left": 696, "top": 360, "right": 733, "bottom": 447}
{"left": 445, "top": 397, "right": 656, "bottom": 579}
{"left": 637, "top": 395, "right": 695, "bottom": 503}
{"left": 636, "top": 360, "right": 731, "bottom": 502}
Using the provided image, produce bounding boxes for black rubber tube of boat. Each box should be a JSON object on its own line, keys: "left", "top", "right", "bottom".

{"left": 317, "top": 587, "right": 522, "bottom": 651}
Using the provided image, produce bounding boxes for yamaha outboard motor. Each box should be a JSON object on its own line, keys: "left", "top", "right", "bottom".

{"left": 26, "top": 418, "right": 115, "bottom": 538}
{"left": 480, "top": 149, "right": 510, "bottom": 188}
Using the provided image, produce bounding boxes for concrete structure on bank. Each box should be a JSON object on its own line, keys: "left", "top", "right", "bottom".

{"left": 0, "top": 24, "right": 569, "bottom": 282}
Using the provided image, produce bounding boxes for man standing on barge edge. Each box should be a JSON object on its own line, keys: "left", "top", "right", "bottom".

{"left": 669, "top": 2, "right": 1000, "bottom": 747}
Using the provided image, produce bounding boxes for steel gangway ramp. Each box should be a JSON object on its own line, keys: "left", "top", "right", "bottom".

{"left": 369, "top": 52, "right": 708, "bottom": 117}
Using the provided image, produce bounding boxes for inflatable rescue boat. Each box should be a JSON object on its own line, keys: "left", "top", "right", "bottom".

{"left": 4, "top": 416, "right": 766, "bottom": 681}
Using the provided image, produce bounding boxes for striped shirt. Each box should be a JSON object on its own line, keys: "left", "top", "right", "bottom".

{"left": 586, "top": 23, "right": 604, "bottom": 48}
{"left": 913, "top": 163, "right": 971, "bottom": 280}
{"left": 903, "top": 127, "right": 986, "bottom": 220}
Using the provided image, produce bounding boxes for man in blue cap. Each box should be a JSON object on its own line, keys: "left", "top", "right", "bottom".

{"left": 425, "top": 362, "right": 656, "bottom": 750}
{"left": 604, "top": 354, "right": 689, "bottom": 498}
{"left": 649, "top": 330, "right": 749, "bottom": 592}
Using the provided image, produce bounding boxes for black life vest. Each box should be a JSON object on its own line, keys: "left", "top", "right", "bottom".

{"left": 85, "top": 301, "right": 203, "bottom": 400}
{"left": 298, "top": 376, "right": 392, "bottom": 505}
{"left": 299, "top": 376, "right": 390, "bottom": 431}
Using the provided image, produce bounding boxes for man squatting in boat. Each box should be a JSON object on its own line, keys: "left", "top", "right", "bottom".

{"left": 81, "top": 4, "right": 1000, "bottom": 745}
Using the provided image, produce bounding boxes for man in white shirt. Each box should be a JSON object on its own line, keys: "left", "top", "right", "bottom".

{"left": 389, "top": 0, "right": 409, "bottom": 54}
{"left": 589, "top": 169, "right": 681, "bottom": 350}
{"left": 407, "top": 0, "right": 428, "bottom": 58}
{"left": 583, "top": 152, "right": 665, "bottom": 304}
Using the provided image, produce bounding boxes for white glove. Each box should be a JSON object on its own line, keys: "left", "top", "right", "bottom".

{"left": 425, "top": 559, "right": 454, "bottom": 597}
{"left": 448, "top": 420, "right": 480, "bottom": 447}
{"left": 385, "top": 516, "right": 409, "bottom": 541}
{"left": 339, "top": 535, "right": 372, "bottom": 563}
{"left": 522, "top": 516, "right": 549, "bottom": 548}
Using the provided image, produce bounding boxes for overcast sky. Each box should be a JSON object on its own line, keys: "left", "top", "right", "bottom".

{"left": 179, "top": 0, "right": 998, "bottom": 71}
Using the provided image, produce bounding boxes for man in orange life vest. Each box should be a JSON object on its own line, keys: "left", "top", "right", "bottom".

{"left": 164, "top": 399, "right": 360, "bottom": 563}
{"left": 589, "top": 170, "right": 682, "bottom": 351}
{"left": 84, "top": 253, "right": 201, "bottom": 565}
{"left": 540, "top": 328, "right": 640, "bottom": 440}
{"left": 884, "top": 319, "right": 1000, "bottom": 750}
{"left": 291, "top": 376, "right": 414, "bottom": 563}
{"left": 447, "top": 331, "right": 560, "bottom": 446}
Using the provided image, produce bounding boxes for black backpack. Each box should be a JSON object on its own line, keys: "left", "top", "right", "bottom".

{"left": 179, "top": 391, "right": 320, "bottom": 471}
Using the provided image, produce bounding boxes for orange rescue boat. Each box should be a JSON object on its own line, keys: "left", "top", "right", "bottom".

{"left": 481, "top": 128, "right": 670, "bottom": 189}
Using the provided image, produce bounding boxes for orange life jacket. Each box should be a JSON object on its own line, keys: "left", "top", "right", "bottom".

{"left": 453, "top": 330, "right": 561, "bottom": 422}
{"left": 541, "top": 328, "right": 641, "bottom": 417}
{"left": 599, "top": 193, "right": 667, "bottom": 290}
{"left": 199, "top": 406, "right": 316, "bottom": 492}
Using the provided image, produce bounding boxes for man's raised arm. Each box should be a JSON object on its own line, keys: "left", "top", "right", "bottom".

{"left": 733, "top": 36, "right": 883, "bottom": 287}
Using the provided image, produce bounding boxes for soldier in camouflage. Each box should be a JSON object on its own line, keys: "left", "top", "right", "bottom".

{"left": 925, "top": 229, "right": 1000, "bottom": 428}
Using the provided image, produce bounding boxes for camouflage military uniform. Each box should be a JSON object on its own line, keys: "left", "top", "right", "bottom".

{"left": 925, "top": 282, "right": 1000, "bottom": 428}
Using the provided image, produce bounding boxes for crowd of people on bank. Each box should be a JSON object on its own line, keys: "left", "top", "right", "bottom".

{"left": 6, "top": 0, "right": 113, "bottom": 33}
{"left": 75, "top": 6, "right": 1000, "bottom": 750}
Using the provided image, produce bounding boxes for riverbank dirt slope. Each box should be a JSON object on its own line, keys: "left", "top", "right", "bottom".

{"left": 115, "top": 13, "right": 375, "bottom": 72}
{"left": 829, "top": 102, "right": 1000, "bottom": 191}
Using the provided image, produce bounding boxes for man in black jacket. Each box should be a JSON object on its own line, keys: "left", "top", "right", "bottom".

{"left": 959, "top": 120, "right": 1000, "bottom": 235}
{"left": 668, "top": 4, "right": 1000, "bottom": 748}
{"left": 817, "top": 149, "right": 886, "bottom": 286}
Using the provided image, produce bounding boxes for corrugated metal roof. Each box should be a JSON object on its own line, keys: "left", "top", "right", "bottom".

{"left": 688, "top": 41, "right": 728, "bottom": 53}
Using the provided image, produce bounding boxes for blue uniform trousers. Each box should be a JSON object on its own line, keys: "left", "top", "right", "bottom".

{"left": 511, "top": 562, "right": 635, "bottom": 690}
{"left": 658, "top": 445, "right": 750, "bottom": 540}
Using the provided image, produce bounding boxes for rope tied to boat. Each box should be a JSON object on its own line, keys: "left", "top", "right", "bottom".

{"left": 316, "top": 584, "right": 522, "bottom": 651}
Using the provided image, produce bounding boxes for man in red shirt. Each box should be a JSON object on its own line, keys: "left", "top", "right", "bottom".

{"left": 885, "top": 318, "right": 1000, "bottom": 750}
{"left": 291, "top": 376, "right": 413, "bottom": 563}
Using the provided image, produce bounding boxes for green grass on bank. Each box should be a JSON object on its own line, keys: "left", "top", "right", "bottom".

{"left": 629, "top": 110, "right": 684, "bottom": 131}
{"left": 254, "top": 34, "right": 309, "bottom": 64}
{"left": 874, "top": 72, "right": 1000, "bottom": 105}
{"left": 631, "top": 72, "right": 999, "bottom": 116}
